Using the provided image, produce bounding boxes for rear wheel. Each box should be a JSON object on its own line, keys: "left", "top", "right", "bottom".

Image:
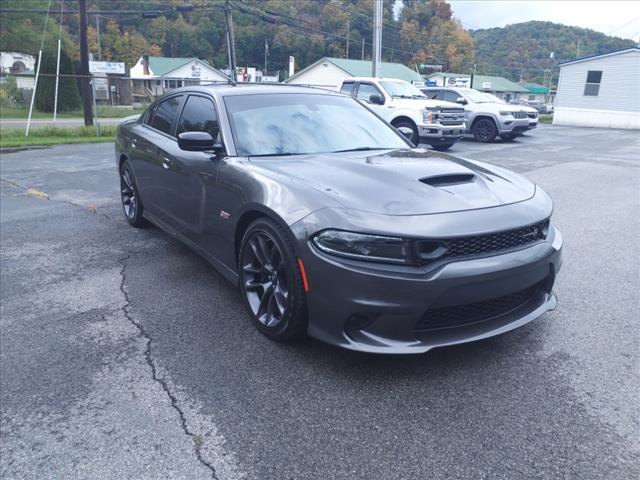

{"left": 120, "top": 160, "right": 147, "bottom": 227}
{"left": 239, "top": 218, "right": 307, "bottom": 341}
{"left": 472, "top": 118, "right": 498, "bottom": 142}
{"left": 392, "top": 119, "right": 419, "bottom": 145}
{"left": 431, "top": 143, "right": 455, "bottom": 151}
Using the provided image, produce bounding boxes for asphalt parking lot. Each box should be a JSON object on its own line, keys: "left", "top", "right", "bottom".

{"left": 1, "top": 125, "right": 639, "bottom": 479}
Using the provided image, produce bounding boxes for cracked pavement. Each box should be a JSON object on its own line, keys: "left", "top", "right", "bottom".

{"left": 1, "top": 127, "right": 639, "bottom": 479}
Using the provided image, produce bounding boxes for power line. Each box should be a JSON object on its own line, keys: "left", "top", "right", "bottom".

{"left": 605, "top": 16, "right": 640, "bottom": 35}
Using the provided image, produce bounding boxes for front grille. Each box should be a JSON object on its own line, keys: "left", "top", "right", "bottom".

{"left": 513, "top": 111, "right": 528, "bottom": 119}
{"left": 438, "top": 108, "right": 465, "bottom": 126}
{"left": 416, "top": 220, "right": 548, "bottom": 264}
{"left": 415, "top": 281, "right": 544, "bottom": 331}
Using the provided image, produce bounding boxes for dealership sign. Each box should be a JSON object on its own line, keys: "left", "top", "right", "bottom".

{"left": 89, "top": 61, "right": 125, "bottom": 74}
{"left": 446, "top": 77, "right": 470, "bottom": 87}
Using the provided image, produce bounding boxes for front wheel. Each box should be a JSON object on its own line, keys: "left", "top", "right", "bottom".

{"left": 392, "top": 119, "right": 419, "bottom": 145}
{"left": 431, "top": 143, "right": 455, "bottom": 151}
{"left": 472, "top": 118, "right": 498, "bottom": 142}
{"left": 239, "top": 218, "right": 307, "bottom": 341}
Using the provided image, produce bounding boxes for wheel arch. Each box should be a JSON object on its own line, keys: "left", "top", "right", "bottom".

{"left": 234, "top": 205, "right": 300, "bottom": 265}
{"left": 390, "top": 115, "right": 418, "bottom": 129}
{"left": 470, "top": 114, "right": 498, "bottom": 130}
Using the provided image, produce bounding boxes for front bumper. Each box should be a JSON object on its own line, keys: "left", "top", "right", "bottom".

{"left": 528, "top": 121, "right": 538, "bottom": 130}
{"left": 418, "top": 124, "right": 465, "bottom": 145}
{"left": 293, "top": 218, "right": 562, "bottom": 354}
{"left": 497, "top": 121, "right": 529, "bottom": 135}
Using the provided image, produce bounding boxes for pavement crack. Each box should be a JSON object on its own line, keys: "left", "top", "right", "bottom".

{"left": 0, "top": 177, "right": 112, "bottom": 220}
{"left": 117, "top": 254, "right": 218, "bottom": 479}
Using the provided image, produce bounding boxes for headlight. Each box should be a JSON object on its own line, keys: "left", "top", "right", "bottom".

{"left": 499, "top": 111, "right": 513, "bottom": 116}
{"left": 312, "top": 230, "right": 411, "bottom": 264}
{"left": 422, "top": 110, "right": 435, "bottom": 123}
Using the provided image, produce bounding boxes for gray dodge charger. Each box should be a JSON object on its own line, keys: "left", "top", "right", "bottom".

{"left": 115, "top": 84, "right": 563, "bottom": 354}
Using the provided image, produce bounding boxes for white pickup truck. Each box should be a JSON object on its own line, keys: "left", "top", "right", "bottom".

{"left": 337, "top": 77, "right": 466, "bottom": 150}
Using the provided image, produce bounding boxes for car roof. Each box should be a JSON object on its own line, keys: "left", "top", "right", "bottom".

{"left": 165, "top": 83, "right": 339, "bottom": 98}
{"left": 347, "top": 77, "right": 411, "bottom": 83}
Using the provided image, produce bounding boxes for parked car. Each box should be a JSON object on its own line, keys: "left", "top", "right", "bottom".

{"left": 115, "top": 84, "right": 562, "bottom": 354}
{"left": 421, "top": 87, "right": 531, "bottom": 141}
{"left": 338, "top": 77, "right": 465, "bottom": 150}
{"left": 489, "top": 94, "right": 538, "bottom": 130}
{"left": 511, "top": 98, "right": 554, "bottom": 115}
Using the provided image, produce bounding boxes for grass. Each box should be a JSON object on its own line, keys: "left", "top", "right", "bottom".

{"left": 0, "top": 104, "right": 146, "bottom": 120}
{"left": 0, "top": 125, "right": 116, "bottom": 148}
{"left": 539, "top": 114, "right": 553, "bottom": 124}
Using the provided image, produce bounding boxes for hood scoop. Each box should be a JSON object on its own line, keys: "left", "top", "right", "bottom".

{"left": 419, "top": 173, "right": 476, "bottom": 188}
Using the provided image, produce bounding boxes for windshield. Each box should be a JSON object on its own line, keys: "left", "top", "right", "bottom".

{"left": 461, "top": 88, "right": 494, "bottom": 103}
{"left": 224, "top": 93, "right": 409, "bottom": 156}
{"left": 380, "top": 80, "right": 426, "bottom": 99}
{"left": 484, "top": 93, "right": 506, "bottom": 104}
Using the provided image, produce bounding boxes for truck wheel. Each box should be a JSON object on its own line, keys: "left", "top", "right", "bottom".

{"left": 431, "top": 143, "right": 455, "bottom": 151}
{"left": 392, "top": 119, "right": 418, "bottom": 145}
{"left": 472, "top": 118, "right": 497, "bottom": 142}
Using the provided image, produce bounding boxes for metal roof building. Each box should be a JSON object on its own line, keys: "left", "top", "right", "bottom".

{"left": 553, "top": 47, "right": 640, "bottom": 129}
{"left": 285, "top": 57, "right": 422, "bottom": 88}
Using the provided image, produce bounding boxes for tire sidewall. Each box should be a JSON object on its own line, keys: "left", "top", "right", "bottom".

{"left": 120, "top": 160, "right": 144, "bottom": 226}
{"left": 238, "top": 218, "right": 305, "bottom": 339}
{"left": 472, "top": 118, "right": 497, "bottom": 142}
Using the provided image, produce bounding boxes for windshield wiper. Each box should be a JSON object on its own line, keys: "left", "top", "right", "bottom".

{"left": 248, "top": 152, "right": 297, "bottom": 157}
{"left": 331, "top": 147, "right": 394, "bottom": 153}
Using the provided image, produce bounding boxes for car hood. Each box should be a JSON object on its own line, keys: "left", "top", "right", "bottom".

{"left": 390, "top": 98, "right": 462, "bottom": 110}
{"left": 250, "top": 149, "right": 535, "bottom": 216}
{"left": 470, "top": 102, "right": 526, "bottom": 114}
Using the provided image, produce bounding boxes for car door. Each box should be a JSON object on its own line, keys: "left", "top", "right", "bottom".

{"left": 135, "top": 94, "right": 185, "bottom": 218}
{"left": 354, "top": 82, "right": 386, "bottom": 116}
{"left": 161, "top": 93, "right": 222, "bottom": 236}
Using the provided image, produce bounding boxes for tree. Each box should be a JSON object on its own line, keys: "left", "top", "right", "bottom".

{"left": 34, "top": 49, "right": 82, "bottom": 112}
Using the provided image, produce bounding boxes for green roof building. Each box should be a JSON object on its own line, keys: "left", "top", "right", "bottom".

{"left": 286, "top": 57, "right": 422, "bottom": 88}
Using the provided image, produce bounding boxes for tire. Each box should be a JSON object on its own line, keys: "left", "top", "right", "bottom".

{"left": 392, "top": 119, "right": 419, "bottom": 145}
{"left": 431, "top": 143, "right": 455, "bottom": 151}
{"left": 120, "top": 160, "right": 147, "bottom": 227}
{"left": 472, "top": 118, "right": 498, "bottom": 142}
{"left": 238, "top": 218, "right": 307, "bottom": 341}
{"left": 500, "top": 133, "right": 521, "bottom": 141}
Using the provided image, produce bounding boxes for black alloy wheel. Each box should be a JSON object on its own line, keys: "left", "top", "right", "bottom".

{"left": 239, "top": 218, "right": 307, "bottom": 341}
{"left": 472, "top": 118, "right": 498, "bottom": 142}
{"left": 120, "top": 161, "right": 146, "bottom": 227}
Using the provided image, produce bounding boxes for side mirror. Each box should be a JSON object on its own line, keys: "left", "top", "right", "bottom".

{"left": 369, "top": 94, "right": 384, "bottom": 105}
{"left": 178, "top": 131, "right": 215, "bottom": 151}
{"left": 456, "top": 97, "right": 467, "bottom": 105}
{"left": 397, "top": 126, "right": 416, "bottom": 146}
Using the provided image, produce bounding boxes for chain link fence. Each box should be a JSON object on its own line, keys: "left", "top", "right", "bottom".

{"left": 0, "top": 72, "right": 233, "bottom": 137}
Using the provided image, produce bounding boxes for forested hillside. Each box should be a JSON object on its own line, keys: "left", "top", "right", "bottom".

{"left": 471, "top": 21, "right": 636, "bottom": 84}
{"left": 0, "top": 0, "right": 474, "bottom": 77}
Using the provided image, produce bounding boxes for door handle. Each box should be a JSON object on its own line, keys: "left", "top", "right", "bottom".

{"left": 162, "top": 157, "right": 172, "bottom": 169}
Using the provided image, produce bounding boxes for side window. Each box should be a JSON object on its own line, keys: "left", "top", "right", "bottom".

{"left": 442, "top": 90, "right": 460, "bottom": 103}
{"left": 356, "top": 83, "right": 381, "bottom": 102}
{"left": 340, "top": 82, "right": 355, "bottom": 95}
{"left": 424, "top": 89, "right": 440, "bottom": 99}
{"left": 177, "top": 95, "right": 219, "bottom": 139}
{"left": 149, "top": 95, "right": 182, "bottom": 136}
{"left": 584, "top": 70, "right": 602, "bottom": 96}
{"left": 143, "top": 104, "right": 157, "bottom": 126}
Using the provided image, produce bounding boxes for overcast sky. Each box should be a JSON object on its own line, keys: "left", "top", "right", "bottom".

{"left": 447, "top": 1, "right": 640, "bottom": 42}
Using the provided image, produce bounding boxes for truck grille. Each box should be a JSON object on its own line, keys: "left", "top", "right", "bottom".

{"left": 438, "top": 108, "right": 465, "bottom": 126}
{"left": 416, "top": 220, "right": 549, "bottom": 264}
{"left": 513, "top": 111, "right": 528, "bottom": 119}
{"left": 415, "top": 280, "right": 545, "bottom": 331}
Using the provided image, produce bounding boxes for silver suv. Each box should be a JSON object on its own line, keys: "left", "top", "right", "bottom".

{"left": 421, "top": 87, "right": 530, "bottom": 142}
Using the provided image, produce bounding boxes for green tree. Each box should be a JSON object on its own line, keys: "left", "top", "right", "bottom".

{"left": 34, "top": 49, "right": 81, "bottom": 112}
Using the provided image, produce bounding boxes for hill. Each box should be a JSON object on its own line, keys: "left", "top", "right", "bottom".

{"left": 470, "top": 21, "right": 637, "bottom": 85}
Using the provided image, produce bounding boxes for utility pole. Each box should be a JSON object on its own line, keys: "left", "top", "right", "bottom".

{"left": 96, "top": 14, "right": 101, "bottom": 60}
{"left": 361, "top": 36, "right": 365, "bottom": 60}
{"left": 576, "top": 39, "right": 581, "bottom": 58}
{"left": 224, "top": 0, "right": 237, "bottom": 82}
{"left": 470, "top": 63, "right": 476, "bottom": 89}
{"left": 78, "top": 0, "right": 93, "bottom": 126}
{"left": 372, "top": 0, "right": 382, "bottom": 77}
{"left": 346, "top": 18, "right": 350, "bottom": 59}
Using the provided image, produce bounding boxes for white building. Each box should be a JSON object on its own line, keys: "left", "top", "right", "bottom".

{"left": 553, "top": 47, "right": 640, "bottom": 129}
{"left": 0, "top": 51, "right": 36, "bottom": 89}
{"left": 285, "top": 57, "right": 423, "bottom": 89}
{"left": 129, "top": 55, "right": 229, "bottom": 100}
